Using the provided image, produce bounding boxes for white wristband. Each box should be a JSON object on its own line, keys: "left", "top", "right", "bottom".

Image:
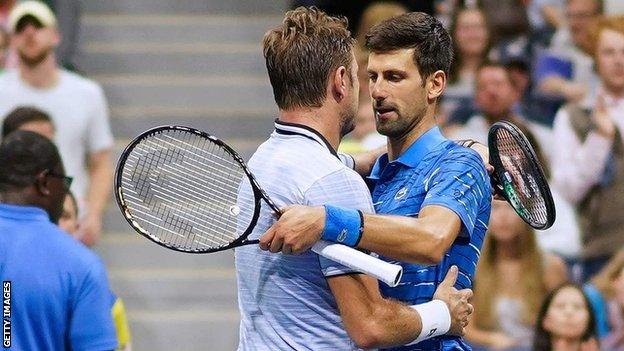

{"left": 407, "top": 300, "right": 451, "bottom": 345}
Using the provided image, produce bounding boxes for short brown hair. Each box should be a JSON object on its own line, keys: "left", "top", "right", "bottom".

{"left": 365, "top": 12, "right": 453, "bottom": 82}
{"left": 2, "top": 106, "right": 54, "bottom": 138}
{"left": 586, "top": 15, "right": 624, "bottom": 58}
{"left": 263, "top": 7, "right": 355, "bottom": 110}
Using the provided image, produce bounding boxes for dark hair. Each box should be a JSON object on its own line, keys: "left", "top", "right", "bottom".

{"left": 448, "top": 5, "right": 491, "bottom": 84}
{"left": 365, "top": 12, "right": 453, "bottom": 83}
{"left": 476, "top": 61, "right": 513, "bottom": 84}
{"left": 2, "top": 106, "right": 54, "bottom": 138}
{"left": 263, "top": 6, "right": 355, "bottom": 110}
{"left": 533, "top": 283, "right": 597, "bottom": 351}
{"left": 566, "top": 0, "right": 604, "bottom": 15}
{"left": 0, "top": 131, "right": 62, "bottom": 192}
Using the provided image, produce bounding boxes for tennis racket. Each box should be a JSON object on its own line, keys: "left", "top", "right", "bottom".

{"left": 488, "top": 121, "right": 556, "bottom": 230}
{"left": 114, "top": 125, "right": 403, "bottom": 287}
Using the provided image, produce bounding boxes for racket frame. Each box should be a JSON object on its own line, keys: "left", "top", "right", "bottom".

{"left": 488, "top": 121, "right": 556, "bottom": 230}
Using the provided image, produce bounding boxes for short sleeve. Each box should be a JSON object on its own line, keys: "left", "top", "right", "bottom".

{"left": 421, "top": 148, "right": 490, "bottom": 238}
{"left": 87, "top": 84, "right": 114, "bottom": 154}
{"left": 69, "top": 259, "right": 118, "bottom": 351}
{"left": 304, "top": 168, "right": 375, "bottom": 277}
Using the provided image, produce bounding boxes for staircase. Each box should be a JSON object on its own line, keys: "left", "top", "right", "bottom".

{"left": 81, "top": 1, "right": 288, "bottom": 349}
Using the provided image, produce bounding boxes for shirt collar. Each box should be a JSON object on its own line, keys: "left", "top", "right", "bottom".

{"left": 369, "top": 126, "right": 446, "bottom": 180}
{"left": 273, "top": 119, "right": 338, "bottom": 158}
{"left": 0, "top": 203, "right": 50, "bottom": 222}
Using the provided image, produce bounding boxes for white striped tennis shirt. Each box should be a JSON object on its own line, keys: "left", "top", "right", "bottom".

{"left": 235, "top": 120, "right": 374, "bottom": 350}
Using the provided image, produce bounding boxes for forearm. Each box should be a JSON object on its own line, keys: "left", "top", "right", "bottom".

{"left": 357, "top": 206, "right": 460, "bottom": 264}
{"left": 87, "top": 153, "right": 113, "bottom": 216}
{"left": 465, "top": 326, "right": 505, "bottom": 347}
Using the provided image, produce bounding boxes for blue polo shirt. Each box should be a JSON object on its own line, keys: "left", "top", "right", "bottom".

{"left": 0, "top": 204, "right": 118, "bottom": 351}
{"left": 368, "top": 127, "right": 491, "bottom": 351}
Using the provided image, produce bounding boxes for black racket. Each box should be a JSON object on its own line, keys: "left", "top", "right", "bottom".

{"left": 488, "top": 121, "right": 556, "bottom": 230}
{"left": 114, "top": 125, "right": 403, "bottom": 286}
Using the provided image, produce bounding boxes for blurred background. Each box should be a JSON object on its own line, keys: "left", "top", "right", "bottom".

{"left": 2, "top": 0, "right": 624, "bottom": 350}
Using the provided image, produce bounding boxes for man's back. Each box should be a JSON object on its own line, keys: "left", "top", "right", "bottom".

{"left": 0, "top": 204, "right": 117, "bottom": 351}
{"left": 235, "top": 121, "right": 373, "bottom": 350}
{"left": 0, "top": 69, "right": 113, "bottom": 202}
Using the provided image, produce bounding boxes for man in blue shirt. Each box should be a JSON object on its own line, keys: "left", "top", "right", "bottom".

{"left": 0, "top": 131, "right": 117, "bottom": 351}
{"left": 261, "top": 12, "right": 491, "bottom": 351}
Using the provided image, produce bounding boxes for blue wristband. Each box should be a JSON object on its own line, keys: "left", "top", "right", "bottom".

{"left": 322, "top": 205, "right": 363, "bottom": 247}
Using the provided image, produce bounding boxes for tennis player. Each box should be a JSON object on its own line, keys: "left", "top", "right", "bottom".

{"left": 236, "top": 7, "right": 473, "bottom": 350}
{"left": 260, "top": 12, "right": 492, "bottom": 351}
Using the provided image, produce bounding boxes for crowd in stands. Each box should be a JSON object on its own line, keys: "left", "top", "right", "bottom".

{"left": 1, "top": 0, "right": 624, "bottom": 350}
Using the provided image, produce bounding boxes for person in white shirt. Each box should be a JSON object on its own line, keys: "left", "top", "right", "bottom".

{"left": 0, "top": 1, "right": 114, "bottom": 246}
{"left": 551, "top": 15, "right": 624, "bottom": 280}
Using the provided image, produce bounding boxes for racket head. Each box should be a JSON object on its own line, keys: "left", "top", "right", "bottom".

{"left": 114, "top": 125, "right": 265, "bottom": 253}
{"left": 488, "top": 121, "right": 556, "bottom": 230}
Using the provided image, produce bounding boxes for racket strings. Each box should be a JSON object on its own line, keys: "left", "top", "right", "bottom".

{"left": 495, "top": 128, "right": 549, "bottom": 226}
{"left": 119, "top": 129, "right": 257, "bottom": 251}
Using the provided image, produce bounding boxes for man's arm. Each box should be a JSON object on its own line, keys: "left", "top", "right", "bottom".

{"left": 329, "top": 266, "right": 472, "bottom": 349}
{"left": 79, "top": 149, "right": 113, "bottom": 246}
{"left": 261, "top": 151, "right": 488, "bottom": 264}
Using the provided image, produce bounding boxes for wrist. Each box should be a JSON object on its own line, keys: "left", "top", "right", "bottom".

{"left": 407, "top": 300, "right": 451, "bottom": 345}
{"left": 321, "top": 205, "right": 363, "bottom": 247}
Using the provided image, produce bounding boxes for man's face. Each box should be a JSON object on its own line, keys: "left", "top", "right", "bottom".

{"left": 11, "top": 16, "right": 58, "bottom": 67}
{"left": 367, "top": 49, "right": 428, "bottom": 139}
{"left": 596, "top": 29, "right": 624, "bottom": 94}
{"left": 475, "top": 66, "right": 518, "bottom": 120}
{"left": 566, "top": 0, "right": 600, "bottom": 48}
{"left": 58, "top": 194, "right": 78, "bottom": 235}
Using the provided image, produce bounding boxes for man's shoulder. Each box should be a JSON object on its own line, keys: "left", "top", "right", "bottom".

{"left": 45, "top": 226, "right": 105, "bottom": 271}
{"left": 0, "top": 69, "right": 18, "bottom": 85}
{"left": 60, "top": 70, "right": 104, "bottom": 95}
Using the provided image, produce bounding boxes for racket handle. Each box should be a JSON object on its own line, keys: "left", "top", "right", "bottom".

{"left": 311, "top": 240, "right": 403, "bottom": 287}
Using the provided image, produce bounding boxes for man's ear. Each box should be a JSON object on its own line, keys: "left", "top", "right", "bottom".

{"left": 427, "top": 70, "right": 446, "bottom": 101}
{"left": 51, "top": 28, "right": 61, "bottom": 47}
{"left": 332, "top": 65, "right": 348, "bottom": 102}
{"left": 35, "top": 171, "right": 51, "bottom": 196}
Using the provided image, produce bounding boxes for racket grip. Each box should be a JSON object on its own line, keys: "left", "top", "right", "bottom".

{"left": 311, "top": 240, "right": 403, "bottom": 287}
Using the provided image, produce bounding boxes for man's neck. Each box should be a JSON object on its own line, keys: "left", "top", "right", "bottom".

{"left": 0, "top": 190, "right": 32, "bottom": 206}
{"left": 551, "top": 337, "right": 581, "bottom": 351}
{"left": 278, "top": 105, "right": 342, "bottom": 151}
{"left": 387, "top": 109, "right": 436, "bottom": 161}
{"left": 18, "top": 55, "right": 60, "bottom": 89}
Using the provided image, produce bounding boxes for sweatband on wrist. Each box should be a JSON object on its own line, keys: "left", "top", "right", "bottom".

{"left": 321, "top": 205, "right": 363, "bottom": 247}
{"left": 407, "top": 300, "right": 451, "bottom": 345}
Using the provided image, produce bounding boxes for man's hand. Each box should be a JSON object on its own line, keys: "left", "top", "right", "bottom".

{"left": 77, "top": 213, "right": 102, "bottom": 247}
{"left": 259, "top": 205, "right": 325, "bottom": 254}
{"left": 592, "top": 93, "right": 616, "bottom": 138}
{"left": 432, "top": 266, "right": 474, "bottom": 336}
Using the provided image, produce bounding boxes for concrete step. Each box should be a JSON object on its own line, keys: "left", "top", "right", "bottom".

{"left": 128, "top": 309, "right": 239, "bottom": 351}
{"left": 82, "top": 14, "right": 279, "bottom": 44}
{"left": 95, "top": 231, "right": 237, "bottom": 270}
{"left": 81, "top": 49, "right": 266, "bottom": 75}
{"left": 108, "top": 267, "right": 238, "bottom": 311}
{"left": 83, "top": 0, "right": 287, "bottom": 14}
{"left": 95, "top": 74, "right": 274, "bottom": 110}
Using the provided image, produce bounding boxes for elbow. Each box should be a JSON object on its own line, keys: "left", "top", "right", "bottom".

{"left": 404, "top": 235, "right": 446, "bottom": 265}
{"left": 350, "top": 319, "right": 386, "bottom": 349}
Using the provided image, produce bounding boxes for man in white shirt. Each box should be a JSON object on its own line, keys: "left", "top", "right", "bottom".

{"left": 551, "top": 15, "right": 624, "bottom": 279}
{"left": 236, "top": 7, "right": 473, "bottom": 350}
{"left": 0, "top": 1, "right": 114, "bottom": 246}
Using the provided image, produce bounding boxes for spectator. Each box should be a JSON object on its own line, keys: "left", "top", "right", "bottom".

{"left": 591, "top": 249, "right": 624, "bottom": 350}
{"left": 443, "top": 4, "right": 490, "bottom": 119}
{"left": 59, "top": 190, "right": 133, "bottom": 351}
{"left": 550, "top": 14, "right": 624, "bottom": 280}
{"left": 1, "top": 106, "right": 54, "bottom": 139}
{"left": 466, "top": 200, "right": 568, "bottom": 351}
{"left": 536, "top": 0, "right": 603, "bottom": 104}
{"left": 0, "top": 131, "right": 117, "bottom": 350}
{"left": 450, "top": 62, "right": 584, "bottom": 266}
{"left": 526, "top": 0, "right": 564, "bottom": 46}
{"left": 0, "top": 1, "right": 114, "bottom": 246}
{"left": 533, "top": 284, "right": 600, "bottom": 351}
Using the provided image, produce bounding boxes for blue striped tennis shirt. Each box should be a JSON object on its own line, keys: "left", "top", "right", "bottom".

{"left": 235, "top": 120, "right": 374, "bottom": 350}
{"left": 368, "top": 126, "right": 492, "bottom": 351}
